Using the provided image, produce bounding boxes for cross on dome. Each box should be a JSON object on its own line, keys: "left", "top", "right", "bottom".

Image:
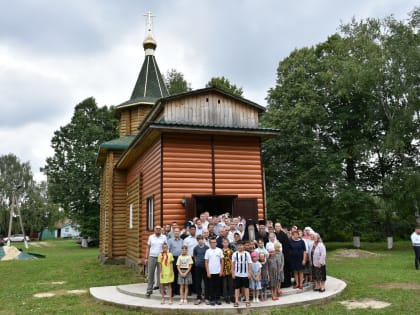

{"left": 144, "top": 11, "right": 155, "bottom": 35}
{"left": 142, "top": 11, "right": 157, "bottom": 55}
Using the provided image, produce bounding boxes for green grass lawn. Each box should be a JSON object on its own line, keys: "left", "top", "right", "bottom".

{"left": 0, "top": 240, "right": 418, "bottom": 314}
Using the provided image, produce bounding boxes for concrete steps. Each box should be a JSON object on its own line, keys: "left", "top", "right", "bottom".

{"left": 90, "top": 276, "right": 346, "bottom": 313}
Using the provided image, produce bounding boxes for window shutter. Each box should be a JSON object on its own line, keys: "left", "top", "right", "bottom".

{"left": 185, "top": 197, "right": 196, "bottom": 221}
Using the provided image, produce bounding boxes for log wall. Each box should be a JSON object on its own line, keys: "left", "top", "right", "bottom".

{"left": 161, "top": 133, "right": 264, "bottom": 224}
{"left": 99, "top": 151, "right": 127, "bottom": 260}
{"left": 112, "top": 167, "right": 128, "bottom": 257}
{"left": 99, "top": 153, "right": 112, "bottom": 255}
{"left": 125, "top": 175, "right": 140, "bottom": 263}
{"left": 162, "top": 133, "right": 213, "bottom": 225}
{"left": 214, "top": 135, "right": 264, "bottom": 218}
{"left": 119, "top": 106, "right": 153, "bottom": 137}
{"left": 126, "top": 138, "right": 162, "bottom": 264}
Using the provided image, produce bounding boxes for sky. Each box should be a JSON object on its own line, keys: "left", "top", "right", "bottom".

{"left": 0, "top": 0, "right": 417, "bottom": 182}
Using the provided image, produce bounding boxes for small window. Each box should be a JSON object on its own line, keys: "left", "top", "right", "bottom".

{"left": 147, "top": 196, "right": 154, "bottom": 231}
{"left": 64, "top": 227, "right": 69, "bottom": 232}
{"left": 129, "top": 203, "right": 133, "bottom": 229}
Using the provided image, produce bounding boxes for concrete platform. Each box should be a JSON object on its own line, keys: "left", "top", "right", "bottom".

{"left": 90, "top": 276, "right": 346, "bottom": 313}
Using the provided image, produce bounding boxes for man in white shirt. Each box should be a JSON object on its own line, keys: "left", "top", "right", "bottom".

{"left": 195, "top": 219, "right": 204, "bottom": 236}
{"left": 145, "top": 225, "right": 167, "bottom": 296}
{"left": 202, "top": 229, "right": 210, "bottom": 247}
{"left": 410, "top": 226, "right": 420, "bottom": 270}
{"left": 227, "top": 221, "right": 238, "bottom": 243}
{"left": 237, "top": 222, "right": 245, "bottom": 239}
{"left": 183, "top": 225, "right": 198, "bottom": 256}
{"left": 205, "top": 238, "right": 224, "bottom": 305}
{"left": 200, "top": 212, "right": 209, "bottom": 229}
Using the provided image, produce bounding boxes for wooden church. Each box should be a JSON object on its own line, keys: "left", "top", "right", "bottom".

{"left": 97, "top": 15, "right": 278, "bottom": 269}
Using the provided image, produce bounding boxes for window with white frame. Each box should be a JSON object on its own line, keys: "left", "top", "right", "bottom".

{"left": 129, "top": 203, "right": 133, "bottom": 229}
{"left": 147, "top": 196, "right": 154, "bottom": 231}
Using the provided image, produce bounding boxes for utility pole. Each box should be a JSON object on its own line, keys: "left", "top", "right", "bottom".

{"left": 6, "top": 184, "right": 28, "bottom": 249}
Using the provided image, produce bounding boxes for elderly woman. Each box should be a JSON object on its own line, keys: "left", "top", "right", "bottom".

{"left": 265, "top": 232, "right": 281, "bottom": 252}
{"left": 309, "top": 233, "right": 327, "bottom": 292}
{"left": 289, "top": 229, "right": 307, "bottom": 289}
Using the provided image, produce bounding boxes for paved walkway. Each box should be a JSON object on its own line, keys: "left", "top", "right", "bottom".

{"left": 90, "top": 276, "right": 346, "bottom": 313}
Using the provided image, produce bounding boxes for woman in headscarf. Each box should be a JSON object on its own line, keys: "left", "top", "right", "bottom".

{"left": 309, "top": 233, "right": 327, "bottom": 292}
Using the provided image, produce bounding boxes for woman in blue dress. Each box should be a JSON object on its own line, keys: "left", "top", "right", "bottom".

{"left": 289, "top": 230, "right": 307, "bottom": 289}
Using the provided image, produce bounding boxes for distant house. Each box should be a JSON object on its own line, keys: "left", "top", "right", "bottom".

{"left": 40, "top": 220, "right": 80, "bottom": 239}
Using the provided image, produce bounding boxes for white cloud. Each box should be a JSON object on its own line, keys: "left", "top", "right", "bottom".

{"left": 0, "top": 123, "right": 54, "bottom": 182}
{"left": 0, "top": 0, "right": 417, "bottom": 182}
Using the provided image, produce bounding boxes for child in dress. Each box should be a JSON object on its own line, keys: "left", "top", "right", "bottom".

{"left": 222, "top": 238, "right": 234, "bottom": 303}
{"left": 259, "top": 252, "right": 269, "bottom": 301}
{"left": 176, "top": 245, "right": 193, "bottom": 304}
{"left": 158, "top": 243, "right": 174, "bottom": 304}
{"left": 250, "top": 251, "right": 262, "bottom": 303}
{"left": 274, "top": 242, "right": 284, "bottom": 296}
{"left": 267, "top": 248, "right": 279, "bottom": 300}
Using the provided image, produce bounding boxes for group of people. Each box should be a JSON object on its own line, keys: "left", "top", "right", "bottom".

{"left": 144, "top": 211, "right": 327, "bottom": 307}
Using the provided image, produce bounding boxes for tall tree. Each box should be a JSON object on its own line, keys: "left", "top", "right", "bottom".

{"left": 263, "top": 8, "right": 419, "bottom": 240}
{"left": 0, "top": 154, "right": 34, "bottom": 235}
{"left": 165, "top": 69, "right": 192, "bottom": 94}
{"left": 43, "top": 98, "right": 118, "bottom": 239}
{"left": 206, "top": 76, "right": 243, "bottom": 96}
{"left": 21, "top": 181, "right": 63, "bottom": 240}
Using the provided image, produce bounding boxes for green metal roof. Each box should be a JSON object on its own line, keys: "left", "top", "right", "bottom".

{"left": 97, "top": 135, "right": 136, "bottom": 166}
{"left": 150, "top": 121, "right": 280, "bottom": 134}
{"left": 118, "top": 55, "right": 169, "bottom": 108}
{"left": 99, "top": 135, "right": 136, "bottom": 150}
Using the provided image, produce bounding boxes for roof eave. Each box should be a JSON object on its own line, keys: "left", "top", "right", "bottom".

{"left": 149, "top": 123, "right": 279, "bottom": 140}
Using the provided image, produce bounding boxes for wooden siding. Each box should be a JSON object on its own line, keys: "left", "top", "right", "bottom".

{"left": 125, "top": 176, "right": 140, "bottom": 263}
{"left": 112, "top": 168, "right": 127, "bottom": 257}
{"left": 119, "top": 106, "right": 153, "bottom": 137}
{"left": 162, "top": 93, "right": 259, "bottom": 128}
{"left": 126, "top": 138, "right": 162, "bottom": 263}
{"left": 161, "top": 133, "right": 264, "bottom": 222}
{"left": 99, "top": 151, "right": 127, "bottom": 259}
{"left": 214, "top": 136, "right": 264, "bottom": 219}
{"left": 162, "top": 134, "right": 213, "bottom": 224}
{"left": 119, "top": 111, "right": 130, "bottom": 137}
{"left": 99, "top": 152, "right": 112, "bottom": 255}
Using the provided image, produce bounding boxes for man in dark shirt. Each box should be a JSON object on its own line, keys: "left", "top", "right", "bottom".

{"left": 207, "top": 223, "right": 217, "bottom": 239}
{"left": 216, "top": 227, "right": 228, "bottom": 248}
{"left": 193, "top": 235, "right": 209, "bottom": 304}
{"left": 257, "top": 220, "right": 269, "bottom": 244}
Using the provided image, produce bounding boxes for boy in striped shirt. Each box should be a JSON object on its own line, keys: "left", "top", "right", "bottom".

{"left": 231, "top": 240, "right": 252, "bottom": 307}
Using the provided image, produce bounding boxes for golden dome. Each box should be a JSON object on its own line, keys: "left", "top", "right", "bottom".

{"left": 143, "top": 34, "right": 157, "bottom": 50}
